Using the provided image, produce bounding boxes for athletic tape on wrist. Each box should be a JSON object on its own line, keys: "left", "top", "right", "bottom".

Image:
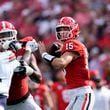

{"left": 42, "top": 52, "right": 55, "bottom": 63}
{"left": 25, "top": 66, "right": 34, "bottom": 76}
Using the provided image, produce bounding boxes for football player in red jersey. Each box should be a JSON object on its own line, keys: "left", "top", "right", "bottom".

{"left": 38, "top": 17, "right": 95, "bottom": 110}
{"left": 51, "top": 71, "right": 68, "bottom": 110}
{"left": 30, "top": 82, "right": 54, "bottom": 110}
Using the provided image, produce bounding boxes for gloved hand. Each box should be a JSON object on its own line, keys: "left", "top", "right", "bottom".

{"left": 14, "top": 65, "right": 34, "bottom": 76}
{"left": 48, "top": 43, "right": 62, "bottom": 57}
{"left": 3, "top": 40, "right": 22, "bottom": 51}
{"left": 14, "top": 66, "right": 26, "bottom": 75}
{"left": 26, "top": 39, "right": 38, "bottom": 52}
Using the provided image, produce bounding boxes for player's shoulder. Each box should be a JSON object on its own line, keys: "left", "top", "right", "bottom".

{"left": 0, "top": 50, "right": 16, "bottom": 64}
{"left": 65, "top": 39, "right": 84, "bottom": 45}
{"left": 0, "top": 50, "right": 14, "bottom": 57}
{"left": 63, "top": 39, "right": 86, "bottom": 50}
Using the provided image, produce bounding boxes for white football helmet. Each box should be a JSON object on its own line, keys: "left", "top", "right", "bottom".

{"left": 0, "top": 21, "right": 17, "bottom": 45}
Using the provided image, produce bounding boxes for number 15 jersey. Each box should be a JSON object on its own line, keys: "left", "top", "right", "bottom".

{"left": 61, "top": 39, "right": 90, "bottom": 89}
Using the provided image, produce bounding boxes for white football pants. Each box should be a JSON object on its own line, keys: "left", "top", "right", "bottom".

{"left": 7, "top": 94, "right": 42, "bottom": 110}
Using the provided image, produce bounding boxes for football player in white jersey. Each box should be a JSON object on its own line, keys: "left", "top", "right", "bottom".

{"left": 0, "top": 21, "right": 20, "bottom": 110}
{"left": 0, "top": 21, "right": 40, "bottom": 110}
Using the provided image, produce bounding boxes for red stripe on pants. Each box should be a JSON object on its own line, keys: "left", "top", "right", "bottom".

{"left": 82, "top": 94, "right": 88, "bottom": 110}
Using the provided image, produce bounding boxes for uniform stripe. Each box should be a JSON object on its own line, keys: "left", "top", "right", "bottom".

{"left": 82, "top": 93, "right": 91, "bottom": 110}
{"left": 8, "top": 53, "right": 16, "bottom": 61}
{"left": 73, "top": 96, "right": 78, "bottom": 105}
{"left": 82, "top": 94, "right": 88, "bottom": 110}
{"left": 86, "top": 93, "right": 91, "bottom": 110}
{"left": 9, "top": 55, "right": 16, "bottom": 60}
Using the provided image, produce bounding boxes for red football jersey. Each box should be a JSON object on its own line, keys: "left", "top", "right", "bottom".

{"left": 7, "top": 48, "right": 29, "bottom": 104}
{"left": 32, "top": 84, "right": 47, "bottom": 110}
{"left": 62, "top": 39, "right": 90, "bottom": 89}
{"left": 52, "top": 82, "right": 68, "bottom": 110}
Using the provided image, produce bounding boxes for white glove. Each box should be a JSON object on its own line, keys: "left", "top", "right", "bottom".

{"left": 2, "top": 41, "right": 11, "bottom": 50}
{"left": 3, "top": 40, "right": 22, "bottom": 51}
{"left": 26, "top": 39, "right": 38, "bottom": 52}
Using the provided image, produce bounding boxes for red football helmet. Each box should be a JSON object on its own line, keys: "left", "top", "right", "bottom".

{"left": 56, "top": 17, "right": 80, "bottom": 41}
{"left": 0, "top": 21, "right": 17, "bottom": 44}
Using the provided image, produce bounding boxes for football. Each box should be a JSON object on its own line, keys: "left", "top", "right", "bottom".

{"left": 48, "top": 43, "right": 61, "bottom": 57}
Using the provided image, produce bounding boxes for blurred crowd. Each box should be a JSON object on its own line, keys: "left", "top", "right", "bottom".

{"left": 0, "top": 0, "right": 110, "bottom": 110}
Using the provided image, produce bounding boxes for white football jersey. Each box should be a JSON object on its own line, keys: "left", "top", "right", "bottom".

{"left": 0, "top": 50, "right": 20, "bottom": 96}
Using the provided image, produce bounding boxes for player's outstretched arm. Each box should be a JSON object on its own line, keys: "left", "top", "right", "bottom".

{"left": 14, "top": 63, "right": 42, "bottom": 83}
{"left": 38, "top": 41, "right": 78, "bottom": 70}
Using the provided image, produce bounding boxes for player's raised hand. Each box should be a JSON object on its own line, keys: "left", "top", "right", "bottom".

{"left": 26, "top": 39, "right": 38, "bottom": 52}
{"left": 48, "top": 42, "right": 62, "bottom": 57}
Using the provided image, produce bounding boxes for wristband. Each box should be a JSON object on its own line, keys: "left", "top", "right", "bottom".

{"left": 42, "top": 52, "right": 55, "bottom": 63}
{"left": 25, "top": 66, "right": 34, "bottom": 76}
{"left": 14, "top": 66, "right": 34, "bottom": 76}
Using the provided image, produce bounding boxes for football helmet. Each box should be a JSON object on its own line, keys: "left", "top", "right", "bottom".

{"left": 0, "top": 21, "right": 17, "bottom": 45}
{"left": 56, "top": 17, "right": 80, "bottom": 41}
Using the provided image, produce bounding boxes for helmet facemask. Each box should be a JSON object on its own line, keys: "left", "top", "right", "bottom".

{"left": 0, "top": 30, "right": 17, "bottom": 45}
{"left": 56, "top": 26, "right": 72, "bottom": 41}
{"left": 0, "top": 21, "right": 17, "bottom": 45}
{"left": 56, "top": 17, "right": 80, "bottom": 41}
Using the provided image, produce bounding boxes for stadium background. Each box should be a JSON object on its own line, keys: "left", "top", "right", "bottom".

{"left": 0, "top": 0, "right": 110, "bottom": 110}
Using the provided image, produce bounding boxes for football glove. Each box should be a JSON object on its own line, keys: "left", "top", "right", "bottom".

{"left": 3, "top": 40, "right": 22, "bottom": 51}
{"left": 26, "top": 39, "right": 38, "bottom": 52}
{"left": 14, "top": 65, "right": 34, "bottom": 76}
